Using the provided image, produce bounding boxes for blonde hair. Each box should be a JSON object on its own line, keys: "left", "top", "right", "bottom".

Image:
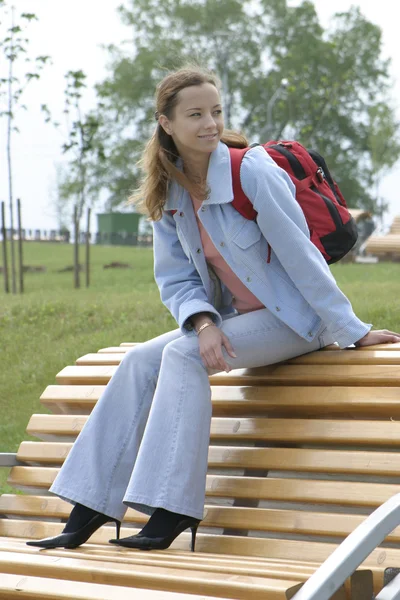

{"left": 128, "top": 63, "right": 249, "bottom": 222}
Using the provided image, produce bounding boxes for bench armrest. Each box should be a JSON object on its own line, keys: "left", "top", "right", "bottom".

{"left": 292, "top": 492, "right": 400, "bottom": 600}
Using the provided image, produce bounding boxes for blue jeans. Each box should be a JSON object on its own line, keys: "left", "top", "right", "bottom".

{"left": 49, "top": 308, "right": 333, "bottom": 521}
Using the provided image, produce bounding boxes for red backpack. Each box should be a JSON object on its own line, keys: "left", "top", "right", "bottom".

{"left": 229, "top": 141, "right": 358, "bottom": 264}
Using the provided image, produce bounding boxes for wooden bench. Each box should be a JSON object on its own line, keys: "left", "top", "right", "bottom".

{"left": 3, "top": 340, "right": 400, "bottom": 599}
{"left": 365, "top": 215, "right": 400, "bottom": 260}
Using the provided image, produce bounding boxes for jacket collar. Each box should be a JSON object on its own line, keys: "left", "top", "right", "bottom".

{"left": 163, "top": 141, "right": 234, "bottom": 211}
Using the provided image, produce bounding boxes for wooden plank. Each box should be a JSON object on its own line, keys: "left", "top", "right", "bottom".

{"left": 39, "top": 385, "right": 400, "bottom": 418}
{"left": 0, "top": 522, "right": 396, "bottom": 594}
{"left": 15, "top": 441, "right": 400, "bottom": 476}
{"left": 120, "top": 342, "right": 400, "bottom": 352}
{"left": 25, "top": 414, "right": 400, "bottom": 446}
{"left": 0, "top": 541, "right": 375, "bottom": 599}
{"left": 4, "top": 494, "right": 400, "bottom": 543}
{"left": 0, "top": 535, "right": 334, "bottom": 571}
{"left": 6, "top": 468, "right": 400, "bottom": 508}
{"left": 290, "top": 351, "right": 400, "bottom": 365}
{"left": 55, "top": 364, "right": 400, "bottom": 386}
{"left": 0, "top": 572, "right": 211, "bottom": 600}
{"left": 40, "top": 386, "right": 106, "bottom": 415}
{"left": 76, "top": 350, "right": 400, "bottom": 367}
{"left": 0, "top": 538, "right": 374, "bottom": 599}
{"left": 98, "top": 344, "right": 140, "bottom": 353}
{"left": 0, "top": 550, "right": 304, "bottom": 600}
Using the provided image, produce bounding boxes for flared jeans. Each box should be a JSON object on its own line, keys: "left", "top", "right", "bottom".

{"left": 49, "top": 308, "right": 333, "bottom": 522}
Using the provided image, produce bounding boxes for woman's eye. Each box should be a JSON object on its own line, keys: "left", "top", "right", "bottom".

{"left": 189, "top": 110, "right": 223, "bottom": 117}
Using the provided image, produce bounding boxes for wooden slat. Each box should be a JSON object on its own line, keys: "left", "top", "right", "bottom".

{"left": 289, "top": 351, "right": 400, "bottom": 365}
{"left": 117, "top": 342, "right": 400, "bottom": 352}
{"left": 321, "top": 343, "right": 400, "bottom": 351}
{"left": 365, "top": 235, "right": 400, "bottom": 255}
{"left": 0, "top": 536, "right": 375, "bottom": 600}
{"left": 0, "top": 535, "right": 336, "bottom": 572}
{"left": 0, "top": 540, "right": 375, "bottom": 599}
{"left": 0, "top": 523, "right": 394, "bottom": 595}
{"left": 98, "top": 343, "right": 140, "bottom": 353}
{"left": 25, "top": 414, "right": 400, "bottom": 446}
{"left": 56, "top": 364, "right": 400, "bottom": 386}
{"left": 389, "top": 216, "right": 400, "bottom": 234}
{"left": 39, "top": 384, "right": 400, "bottom": 418}
{"left": 0, "top": 549, "right": 305, "bottom": 600}
{"left": 3, "top": 493, "right": 400, "bottom": 543}
{"left": 76, "top": 350, "right": 400, "bottom": 367}
{"left": 7, "top": 468, "right": 400, "bottom": 509}
{"left": 15, "top": 441, "right": 400, "bottom": 476}
{"left": 0, "top": 572, "right": 209, "bottom": 600}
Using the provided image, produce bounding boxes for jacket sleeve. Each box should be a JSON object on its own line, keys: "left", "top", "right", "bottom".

{"left": 152, "top": 210, "right": 223, "bottom": 335}
{"left": 240, "top": 145, "right": 372, "bottom": 349}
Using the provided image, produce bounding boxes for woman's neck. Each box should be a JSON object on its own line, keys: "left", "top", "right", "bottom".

{"left": 181, "top": 152, "right": 211, "bottom": 183}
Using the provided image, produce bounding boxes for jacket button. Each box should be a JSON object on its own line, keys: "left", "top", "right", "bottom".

{"left": 275, "top": 306, "right": 281, "bottom": 312}
{"left": 201, "top": 206, "right": 206, "bottom": 212}
{"left": 220, "top": 241, "right": 225, "bottom": 247}
{"left": 196, "top": 248, "right": 202, "bottom": 253}
{"left": 308, "top": 331, "right": 313, "bottom": 337}
{"left": 246, "top": 276, "right": 251, "bottom": 282}
{"left": 179, "top": 211, "right": 184, "bottom": 217}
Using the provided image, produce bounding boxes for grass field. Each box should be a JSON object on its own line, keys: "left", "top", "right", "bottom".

{"left": 0, "top": 241, "right": 399, "bottom": 495}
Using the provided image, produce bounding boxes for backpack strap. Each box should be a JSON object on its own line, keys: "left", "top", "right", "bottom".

{"left": 228, "top": 146, "right": 258, "bottom": 220}
{"left": 228, "top": 145, "right": 272, "bottom": 263}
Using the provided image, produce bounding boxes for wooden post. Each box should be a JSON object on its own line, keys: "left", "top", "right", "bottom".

{"left": 17, "top": 198, "right": 24, "bottom": 293}
{"left": 86, "top": 207, "right": 91, "bottom": 287}
{"left": 1, "top": 201, "right": 9, "bottom": 293}
{"left": 73, "top": 205, "right": 80, "bottom": 289}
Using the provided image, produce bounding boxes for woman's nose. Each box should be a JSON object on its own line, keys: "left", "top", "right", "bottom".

{"left": 203, "top": 114, "right": 217, "bottom": 129}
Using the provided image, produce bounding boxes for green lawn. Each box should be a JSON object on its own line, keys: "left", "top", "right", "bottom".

{"left": 0, "top": 241, "right": 399, "bottom": 495}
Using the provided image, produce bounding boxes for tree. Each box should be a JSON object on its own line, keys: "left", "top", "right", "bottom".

{"left": 0, "top": 2, "right": 50, "bottom": 292}
{"left": 68, "top": 0, "right": 400, "bottom": 216}
{"left": 367, "top": 102, "right": 400, "bottom": 223}
{"left": 43, "top": 70, "right": 104, "bottom": 287}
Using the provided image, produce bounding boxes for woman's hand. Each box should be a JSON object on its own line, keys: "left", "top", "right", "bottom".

{"left": 198, "top": 325, "right": 237, "bottom": 372}
{"left": 355, "top": 329, "right": 400, "bottom": 347}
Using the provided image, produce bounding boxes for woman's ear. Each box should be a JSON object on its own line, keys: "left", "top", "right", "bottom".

{"left": 159, "top": 115, "right": 172, "bottom": 136}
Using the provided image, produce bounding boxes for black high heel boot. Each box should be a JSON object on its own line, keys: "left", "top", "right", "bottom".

{"left": 109, "top": 516, "right": 200, "bottom": 551}
{"left": 26, "top": 512, "right": 121, "bottom": 549}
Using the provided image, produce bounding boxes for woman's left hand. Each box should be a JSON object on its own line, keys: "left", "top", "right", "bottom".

{"left": 355, "top": 329, "right": 400, "bottom": 347}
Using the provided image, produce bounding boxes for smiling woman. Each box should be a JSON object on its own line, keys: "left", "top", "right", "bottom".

{"left": 25, "top": 62, "right": 400, "bottom": 558}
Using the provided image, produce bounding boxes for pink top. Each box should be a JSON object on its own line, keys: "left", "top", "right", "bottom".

{"left": 190, "top": 194, "right": 265, "bottom": 314}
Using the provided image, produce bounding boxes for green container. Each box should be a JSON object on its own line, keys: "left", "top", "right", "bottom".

{"left": 96, "top": 212, "right": 141, "bottom": 246}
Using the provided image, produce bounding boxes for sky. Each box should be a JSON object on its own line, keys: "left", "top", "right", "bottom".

{"left": 0, "top": 0, "right": 399, "bottom": 232}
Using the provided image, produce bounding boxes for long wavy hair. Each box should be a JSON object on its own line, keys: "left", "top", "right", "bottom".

{"left": 128, "top": 64, "right": 249, "bottom": 222}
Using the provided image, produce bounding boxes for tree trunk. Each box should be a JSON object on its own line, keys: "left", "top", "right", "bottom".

{"left": 7, "top": 7, "right": 17, "bottom": 294}
{"left": 73, "top": 204, "right": 80, "bottom": 288}
{"left": 86, "top": 207, "right": 91, "bottom": 287}
{"left": 1, "top": 202, "right": 9, "bottom": 293}
{"left": 17, "top": 198, "right": 24, "bottom": 293}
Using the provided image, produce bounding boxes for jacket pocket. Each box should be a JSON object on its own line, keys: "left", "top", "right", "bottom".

{"left": 231, "top": 220, "right": 262, "bottom": 249}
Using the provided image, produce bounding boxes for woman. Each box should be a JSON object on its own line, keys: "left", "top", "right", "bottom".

{"left": 27, "top": 64, "right": 400, "bottom": 552}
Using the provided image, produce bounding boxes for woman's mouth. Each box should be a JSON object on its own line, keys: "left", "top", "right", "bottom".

{"left": 198, "top": 134, "right": 218, "bottom": 140}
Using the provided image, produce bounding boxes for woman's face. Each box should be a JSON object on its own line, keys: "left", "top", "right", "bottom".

{"left": 159, "top": 83, "right": 225, "bottom": 157}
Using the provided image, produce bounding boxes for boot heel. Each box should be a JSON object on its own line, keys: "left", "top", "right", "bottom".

{"left": 114, "top": 520, "right": 121, "bottom": 540}
{"left": 190, "top": 523, "right": 199, "bottom": 552}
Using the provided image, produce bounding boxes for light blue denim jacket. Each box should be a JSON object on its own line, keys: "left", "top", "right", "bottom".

{"left": 152, "top": 141, "right": 372, "bottom": 349}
